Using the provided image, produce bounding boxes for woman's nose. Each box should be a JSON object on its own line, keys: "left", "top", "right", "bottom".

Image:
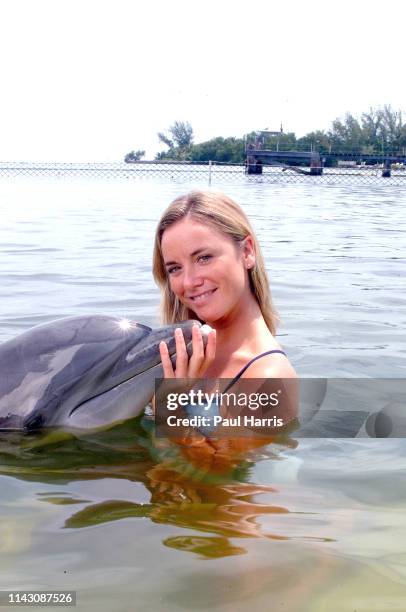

{"left": 183, "top": 266, "right": 203, "bottom": 291}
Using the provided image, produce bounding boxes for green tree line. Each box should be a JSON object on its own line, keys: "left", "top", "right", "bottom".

{"left": 124, "top": 106, "right": 406, "bottom": 163}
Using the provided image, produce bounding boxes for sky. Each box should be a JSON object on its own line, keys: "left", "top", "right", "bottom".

{"left": 1, "top": 0, "right": 405, "bottom": 162}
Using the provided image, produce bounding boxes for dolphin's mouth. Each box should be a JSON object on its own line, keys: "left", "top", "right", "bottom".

{"left": 67, "top": 345, "right": 177, "bottom": 419}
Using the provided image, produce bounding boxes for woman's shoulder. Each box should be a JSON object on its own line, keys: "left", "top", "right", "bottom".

{"left": 236, "top": 349, "right": 298, "bottom": 421}
{"left": 240, "top": 349, "right": 297, "bottom": 379}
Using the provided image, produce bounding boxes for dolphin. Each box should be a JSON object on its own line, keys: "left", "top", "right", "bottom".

{"left": 0, "top": 315, "right": 208, "bottom": 432}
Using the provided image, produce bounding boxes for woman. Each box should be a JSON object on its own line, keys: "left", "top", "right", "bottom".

{"left": 148, "top": 190, "right": 298, "bottom": 475}
{"left": 153, "top": 190, "right": 297, "bottom": 385}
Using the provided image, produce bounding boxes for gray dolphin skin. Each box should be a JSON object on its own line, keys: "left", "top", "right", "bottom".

{"left": 0, "top": 315, "right": 206, "bottom": 432}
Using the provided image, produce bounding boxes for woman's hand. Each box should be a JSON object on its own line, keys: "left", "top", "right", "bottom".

{"left": 159, "top": 324, "right": 216, "bottom": 378}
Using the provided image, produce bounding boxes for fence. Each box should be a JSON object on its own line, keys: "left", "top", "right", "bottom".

{"left": 1, "top": 161, "right": 406, "bottom": 186}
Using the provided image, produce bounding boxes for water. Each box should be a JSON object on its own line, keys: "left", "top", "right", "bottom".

{"left": 0, "top": 172, "right": 405, "bottom": 610}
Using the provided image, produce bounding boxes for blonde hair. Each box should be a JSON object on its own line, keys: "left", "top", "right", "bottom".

{"left": 152, "top": 191, "right": 278, "bottom": 335}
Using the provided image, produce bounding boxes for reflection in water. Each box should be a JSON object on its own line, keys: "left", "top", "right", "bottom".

{"left": 137, "top": 416, "right": 295, "bottom": 555}
{"left": 1, "top": 421, "right": 405, "bottom": 610}
{"left": 0, "top": 417, "right": 330, "bottom": 559}
{"left": 164, "top": 535, "right": 246, "bottom": 559}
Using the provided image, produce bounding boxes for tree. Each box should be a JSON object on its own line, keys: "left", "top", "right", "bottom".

{"left": 361, "top": 107, "right": 382, "bottom": 152}
{"left": 262, "top": 132, "right": 297, "bottom": 151}
{"left": 188, "top": 136, "right": 245, "bottom": 163}
{"left": 157, "top": 132, "right": 174, "bottom": 149}
{"left": 296, "top": 131, "right": 331, "bottom": 154}
{"left": 170, "top": 121, "right": 194, "bottom": 147}
{"left": 124, "top": 150, "right": 145, "bottom": 163}
{"left": 158, "top": 121, "right": 194, "bottom": 150}
{"left": 327, "top": 113, "right": 365, "bottom": 153}
{"left": 377, "top": 105, "right": 404, "bottom": 151}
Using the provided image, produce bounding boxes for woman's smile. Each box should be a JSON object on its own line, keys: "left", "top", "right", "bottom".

{"left": 188, "top": 288, "right": 218, "bottom": 304}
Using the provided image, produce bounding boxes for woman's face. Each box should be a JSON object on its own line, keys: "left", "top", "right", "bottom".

{"left": 161, "top": 217, "right": 255, "bottom": 325}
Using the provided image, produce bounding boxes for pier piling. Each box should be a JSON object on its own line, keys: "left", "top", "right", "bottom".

{"left": 382, "top": 159, "right": 391, "bottom": 178}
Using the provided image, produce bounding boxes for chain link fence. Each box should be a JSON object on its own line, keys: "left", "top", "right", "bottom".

{"left": 1, "top": 161, "right": 406, "bottom": 185}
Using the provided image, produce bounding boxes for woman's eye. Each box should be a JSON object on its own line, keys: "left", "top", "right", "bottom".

{"left": 197, "top": 254, "right": 212, "bottom": 263}
{"left": 167, "top": 266, "right": 180, "bottom": 275}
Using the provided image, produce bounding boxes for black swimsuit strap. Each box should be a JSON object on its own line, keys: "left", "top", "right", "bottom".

{"left": 223, "top": 350, "right": 287, "bottom": 393}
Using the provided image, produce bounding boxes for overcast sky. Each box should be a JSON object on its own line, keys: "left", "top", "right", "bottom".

{"left": 1, "top": 0, "right": 404, "bottom": 162}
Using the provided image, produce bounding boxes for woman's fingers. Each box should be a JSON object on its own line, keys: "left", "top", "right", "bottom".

{"left": 188, "top": 325, "right": 216, "bottom": 377}
{"left": 204, "top": 328, "right": 217, "bottom": 368}
{"left": 159, "top": 340, "right": 175, "bottom": 378}
{"left": 188, "top": 324, "right": 205, "bottom": 376}
{"left": 162, "top": 325, "right": 216, "bottom": 378}
{"left": 174, "top": 327, "right": 188, "bottom": 377}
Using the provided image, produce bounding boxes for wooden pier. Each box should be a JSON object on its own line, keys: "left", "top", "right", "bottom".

{"left": 246, "top": 139, "right": 406, "bottom": 178}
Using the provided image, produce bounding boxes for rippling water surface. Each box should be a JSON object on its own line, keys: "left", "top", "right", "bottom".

{"left": 0, "top": 173, "right": 405, "bottom": 610}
